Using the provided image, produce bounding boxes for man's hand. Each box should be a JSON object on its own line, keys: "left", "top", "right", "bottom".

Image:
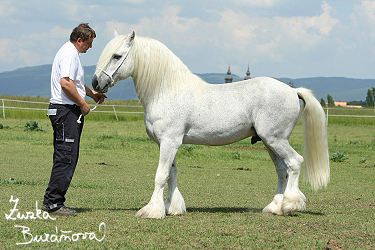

{"left": 80, "top": 102, "right": 91, "bottom": 116}
{"left": 85, "top": 85, "right": 107, "bottom": 104}
{"left": 61, "top": 77, "right": 90, "bottom": 116}
{"left": 93, "top": 92, "right": 107, "bottom": 104}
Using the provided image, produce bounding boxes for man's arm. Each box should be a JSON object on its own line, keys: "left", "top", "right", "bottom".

{"left": 85, "top": 85, "right": 106, "bottom": 104}
{"left": 60, "top": 77, "right": 90, "bottom": 116}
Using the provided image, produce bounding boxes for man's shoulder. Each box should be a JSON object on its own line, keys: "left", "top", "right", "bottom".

{"left": 57, "top": 42, "right": 78, "bottom": 57}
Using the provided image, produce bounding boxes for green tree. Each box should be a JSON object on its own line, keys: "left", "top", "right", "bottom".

{"left": 366, "top": 89, "right": 374, "bottom": 107}
{"left": 327, "top": 94, "right": 335, "bottom": 107}
{"left": 320, "top": 98, "right": 326, "bottom": 107}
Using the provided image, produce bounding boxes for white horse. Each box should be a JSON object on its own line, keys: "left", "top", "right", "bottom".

{"left": 92, "top": 32, "right": 330, "bottom": 218}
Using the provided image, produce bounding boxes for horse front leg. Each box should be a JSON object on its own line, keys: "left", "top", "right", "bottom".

{"left": 136, "top": 140, "right": 180, "bottom": 219}
{"left": 165, "top": 158, "right": 186, "bottom": 216}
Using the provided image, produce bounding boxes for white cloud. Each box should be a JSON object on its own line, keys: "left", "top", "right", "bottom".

{"left": 99, "top": 2, "right": 340, "bottom": 73}
{"left": 312, "top": 1, "right": 339, "bottom": 36}
{"left": 0, "top": 25, "right": 72, "bottom": 70}
{"left": 231, "top": 0, "right": 280, "bottom": 8}
{"left": 0, "top": 39, "right": 20, "bottom": 63}
{"left": 1, "top": 0, "right": 375, "bottom": 78}
{"left": 351, "top": 0, "right": 375, "bottom": 40}
{"left": 0, "top": 37, "right": 41, "bottom": 68}
{"left": 0, "top": 1, "right": 17, "bottom": 18}
{"left": 213, "top": 1, "right": 339, "bottom": 63}
{"left": 105, "top": 6, "right": 206, "bottom": 47}
{"left": 115, "top": 0, "right": 145, "bottom": 3}
{"left": 49, "top": 26, "right": 71, "bottom": 40}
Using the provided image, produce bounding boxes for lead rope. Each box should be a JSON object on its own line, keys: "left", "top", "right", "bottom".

{"left": 77, "top": 100, "right": 100, "bottom": 124}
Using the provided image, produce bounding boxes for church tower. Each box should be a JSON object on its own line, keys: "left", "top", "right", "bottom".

{"left": 244, "top": 65, "right": 251, "bottom": 80}
{"left": 225, "top": 64, "right": 233, "bottom": 83}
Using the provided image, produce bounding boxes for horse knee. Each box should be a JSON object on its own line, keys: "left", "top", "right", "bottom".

{"left": 155, "top": 172, "right": 169, "bottom": 187}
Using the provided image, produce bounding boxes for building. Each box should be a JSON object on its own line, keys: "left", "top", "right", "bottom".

{"left": 225, "top": 64, "right": 233, "bottom": 83}
{"left": 224, "top": 64, "right": 251, "bottom": 83}
{"left": 244, "top": 65, "right": 251, "bottom": 80}
{"left": 325, "top": 102, "right": 348, "bottom": 107}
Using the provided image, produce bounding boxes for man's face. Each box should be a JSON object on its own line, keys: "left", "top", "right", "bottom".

{"left": 76, "top": 37, "right": 94, "bottom": 53}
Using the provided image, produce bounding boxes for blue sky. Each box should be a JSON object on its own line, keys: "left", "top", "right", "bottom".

{"left": 1, "top": 0, "right": 375, "bottom": 79}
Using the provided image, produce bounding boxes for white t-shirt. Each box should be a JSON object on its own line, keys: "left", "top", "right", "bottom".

{"left": 50, "top": 42, "right": 86, "bottom": 105}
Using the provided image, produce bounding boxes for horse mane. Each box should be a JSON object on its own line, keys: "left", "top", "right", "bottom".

{"left": 132, "top": 36, "right": 207, "bottom": 103}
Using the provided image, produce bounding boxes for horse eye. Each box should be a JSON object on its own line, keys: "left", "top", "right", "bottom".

{"left": 113, "top": 54, "right": 122, "bottom": 60}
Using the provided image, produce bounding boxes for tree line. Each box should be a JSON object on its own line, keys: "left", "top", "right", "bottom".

{"left": 320, "top": 87, "right": 375, "bottom": 107}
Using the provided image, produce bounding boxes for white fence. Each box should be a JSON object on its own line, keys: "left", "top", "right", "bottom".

{"left": 324, "top": 107, "right": 375, "bottom": 123}
{"left": 1, "top": 98, "right": 143, "bottom": 120}
{"left": 1, "top": 98, "right": 375, "bottom": 121}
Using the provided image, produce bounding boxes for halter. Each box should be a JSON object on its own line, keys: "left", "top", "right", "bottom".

{"left": 101, "top": 49, "right": 130, "bottom": 85}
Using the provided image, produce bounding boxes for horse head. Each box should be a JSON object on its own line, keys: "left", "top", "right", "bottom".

{"left": 92, "top": 31, "right": 135, "bottom": 93}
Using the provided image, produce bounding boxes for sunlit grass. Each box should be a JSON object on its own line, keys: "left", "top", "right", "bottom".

{"left": 0, "top": 118, "right": 374, "bottom": 248}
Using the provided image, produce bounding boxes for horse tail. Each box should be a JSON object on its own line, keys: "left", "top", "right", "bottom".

{"left": 296, "top": 88, "right": 330, "bottom": 190}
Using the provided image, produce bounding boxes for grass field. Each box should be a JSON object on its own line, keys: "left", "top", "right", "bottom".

{"left": 1, "top": 114, "right": 375, "bottom": 249}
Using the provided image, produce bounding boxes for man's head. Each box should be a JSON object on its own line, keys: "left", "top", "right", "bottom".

{"left": 70, "top": 23, "right": 96, "bottom": 53}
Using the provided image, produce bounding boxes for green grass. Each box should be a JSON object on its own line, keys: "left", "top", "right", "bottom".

{"left": 0, "top": 117, "right": 375, "bottom": 249}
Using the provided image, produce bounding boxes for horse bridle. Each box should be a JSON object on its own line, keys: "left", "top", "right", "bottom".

{"left": 101, "top": 49, "right": 130, "bottom": 85}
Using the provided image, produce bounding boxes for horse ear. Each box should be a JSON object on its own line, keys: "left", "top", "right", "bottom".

{"left": 126, "top": 31, "right": 135, "bottom": 46}
{"left": 114, "top": 30, "right": 119, "bottom": 37}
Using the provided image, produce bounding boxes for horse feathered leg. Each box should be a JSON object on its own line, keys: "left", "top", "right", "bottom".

{"left": 262, "top": 146, "right": 288, "bottom": 215}
{"left": 165, "top": 158, "right": 186, "bottom": 216}
{"left": 263, "top": 138, "right": 306, "bottom": 215}
{"left": 136, "top": 140, "right": 181, "bottom": 219}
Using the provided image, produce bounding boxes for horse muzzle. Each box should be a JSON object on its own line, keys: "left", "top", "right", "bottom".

{"left": 92, "top": 74, "right": 110, "bottom": 93}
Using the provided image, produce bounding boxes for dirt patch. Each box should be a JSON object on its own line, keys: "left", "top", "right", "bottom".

{"left": 189, "top": 166, "right": 203, "bottom": 169}
{"left": 96, "top": 162, "right": 118, "bottom": 166}
{"left": 326, "top": 240, "right": 343, "bottom": 250}
{"left": 361, "top": 165, "right": 375, "bottom": 168}
{"left": 233, "top": 167, "right": 251, "bottom": 171}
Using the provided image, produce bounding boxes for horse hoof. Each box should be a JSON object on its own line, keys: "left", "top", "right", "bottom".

{"left": 281, "top": 194, "right": 306, "bottom": 214}
{"left": 262, "top": 206, "right": 283, "bottom": 215}
{"left": 136, "top": 203, "right": 166, "bottom": 219}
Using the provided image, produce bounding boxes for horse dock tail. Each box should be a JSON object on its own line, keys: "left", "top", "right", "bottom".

{"left": 296, "top": 88, "right": 330, "bottom": 190}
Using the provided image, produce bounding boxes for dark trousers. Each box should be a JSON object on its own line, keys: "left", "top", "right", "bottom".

{"left": 44, "top": 104, "right": 83, "bottom": 211}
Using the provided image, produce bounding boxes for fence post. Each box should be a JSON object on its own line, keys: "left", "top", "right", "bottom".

{"left": 326, "top": 107, "right": 329, "bottom": 124}
{"left": 112, "top": 105, "right": 118, "bottom": 121}
{"left": 2, "top": 99, "right": 5, "bottom": 119}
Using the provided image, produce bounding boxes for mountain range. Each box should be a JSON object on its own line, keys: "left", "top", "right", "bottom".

{"left": 1, "top": 64, "right": 374, "bottom": 102}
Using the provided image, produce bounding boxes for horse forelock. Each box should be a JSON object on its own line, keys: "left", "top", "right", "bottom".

{"left": 95, "top": 35, "right": 128, "bottom": 76}
{"left": 132, "top": 36, "right": 207, "bottom": 102}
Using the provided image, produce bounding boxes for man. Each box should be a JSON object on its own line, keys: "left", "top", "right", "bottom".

{"left": 42, "top": 23, "right": 106, "bottom": 216}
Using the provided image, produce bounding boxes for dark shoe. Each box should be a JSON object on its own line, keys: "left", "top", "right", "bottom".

{"left": 48, "top": 206, "right": 77, "bottom": 216}
{"left": 41, "top": 203, "right": 48, "bottom": 211}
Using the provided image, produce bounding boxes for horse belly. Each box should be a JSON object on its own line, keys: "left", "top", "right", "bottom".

{"left": 182, "top": 122, "right": 255, "bottom": 146}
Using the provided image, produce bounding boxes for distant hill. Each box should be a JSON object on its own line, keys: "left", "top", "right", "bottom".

{"left": 277, "top": 77, "right": 375, "bottom": 102}
{"left": 1, "top": 65, "right": 374, "bottom": 102}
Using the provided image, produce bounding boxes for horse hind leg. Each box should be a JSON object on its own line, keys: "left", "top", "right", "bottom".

{"left": 165, "top": 158, "right": 186, "bottom": 216}
{"left": 262, "top": 138, "right": 306, "bottom": 215}
{"left": 262, "top": 146, "right": 288, "bottom": 215}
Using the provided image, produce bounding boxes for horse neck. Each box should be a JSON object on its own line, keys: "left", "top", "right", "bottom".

{"left": 131, "top": 37, "right": 204, "bottom": 106}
